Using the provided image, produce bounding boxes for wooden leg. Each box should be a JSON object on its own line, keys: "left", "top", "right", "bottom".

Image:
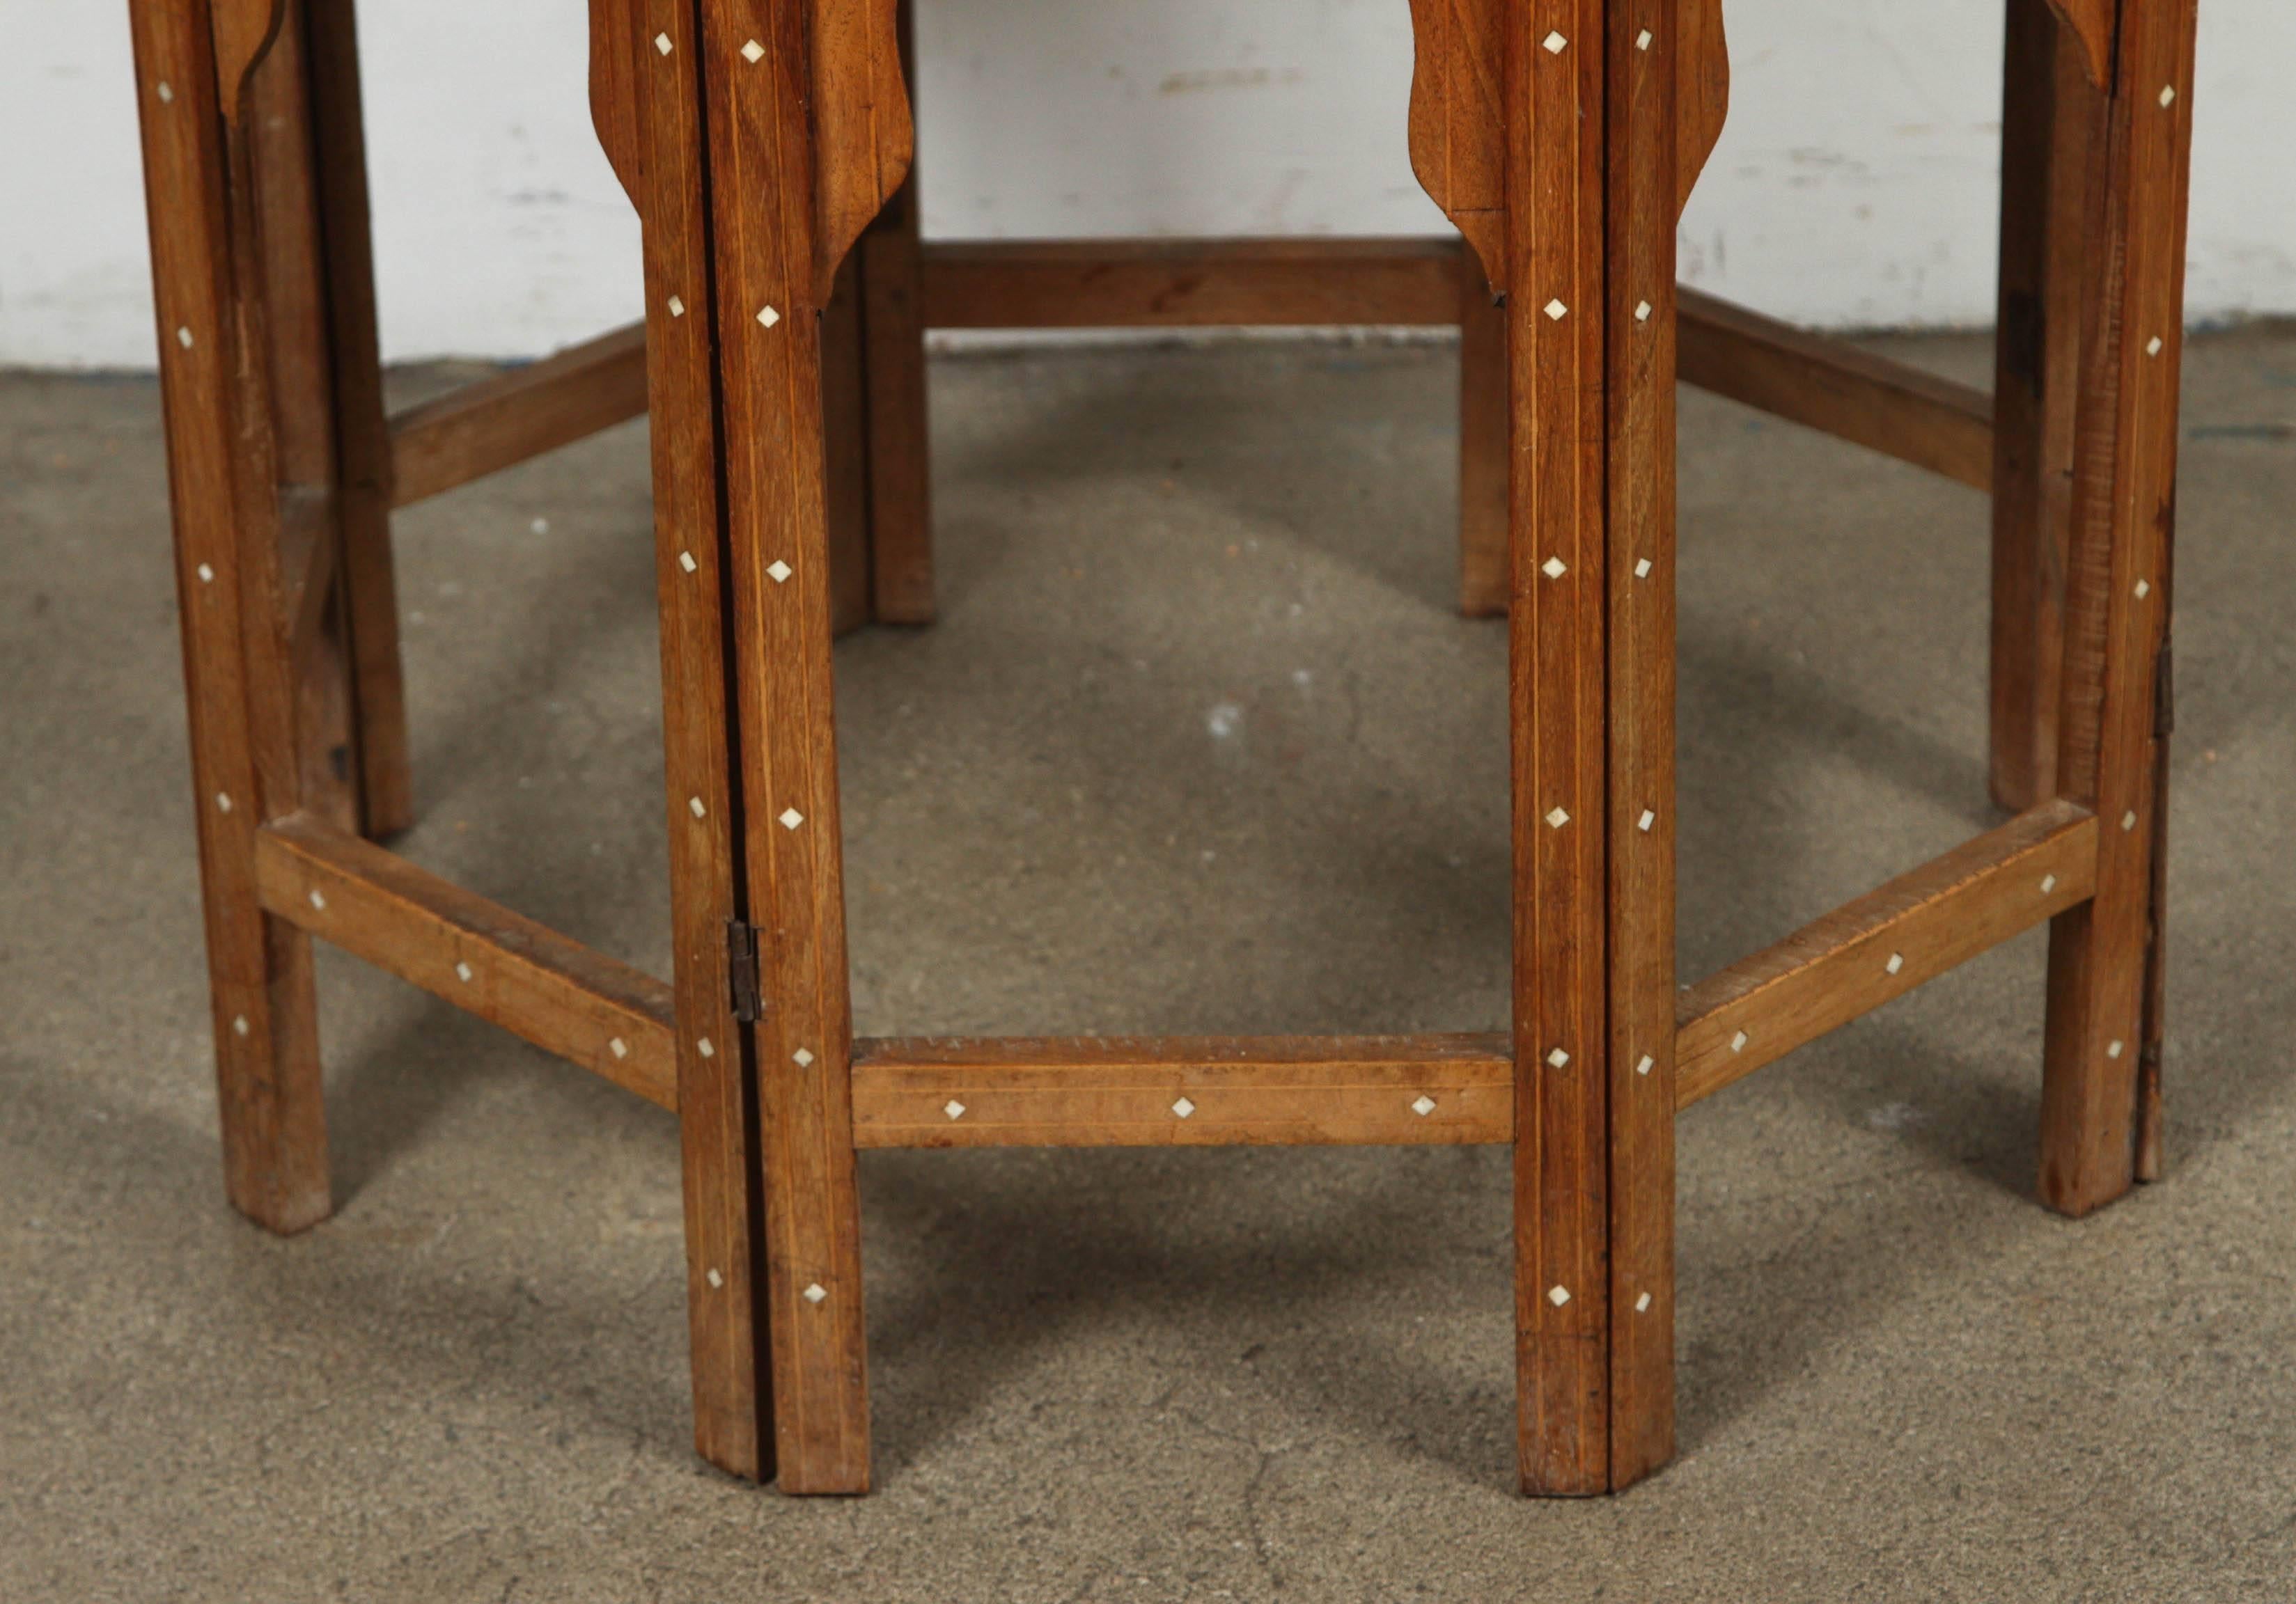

{"left": 1988, "top": 0, "right": 2104, "bottom": 812}
{"left": 1507, "top": 0, "right": 1612, "bottom": 1497}
{"left": 861, "top": 0, "right": 934, "bottom": 627}
{"left": 1458, "top": 244, "right": 1510, "bottom": 619}
{"left": 692, "top": 5, "right": 875, "bottom": 1495}
{"left": 131, "top": 0, "right": 331, "bottom": 1235}
{"left": 1601, "top": 0, "right": 1679, "bottom": 1492}
{"left": 591, "top": 0, "right": 779, "bottom": 1481}
{"left": 303, "top": 0, "right": 414, "bottom": 839}
{"left": 2037, "top": 0, "right": 2196, "bottom": 1217}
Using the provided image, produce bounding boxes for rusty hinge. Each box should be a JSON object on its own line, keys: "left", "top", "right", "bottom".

{"left": 2155, "top": 638, "right": 2176, "bottom": 739}
{"left": 726, "top": 919, "right": 763, "bottom": 1023}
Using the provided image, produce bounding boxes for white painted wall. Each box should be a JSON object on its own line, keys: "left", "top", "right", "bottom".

{"left": 3, "top": 0, "right": 2288, "bottom": 370}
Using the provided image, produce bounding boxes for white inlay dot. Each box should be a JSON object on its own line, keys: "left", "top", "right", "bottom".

{"left": 2159, "top": 84, "right": 2177, "bottom": 107}
{"left": 780, "top": 807, "right": 805, "bottom": 830}
{"left": 157, "top": 81, "right": 174, "bottom": 102}
{"left": 2123, "top": 810, "right": 2139, "bottom": 831}
{"left": 1412, "top": 1095, "right": 1437, "bottom": 1117}
{"left": 2040, "top": 874, "right": 2059, "bottom": 895}
{"left": 653, "top": 31, "right": 673, "bottom": 54}
{"left": 1543, "top": 31, "right": 1569, "bottom": 54}
{"left": 742, "top": 39, "right": 765, "bottom": 63}
{"left": 176, "top": 327, "right": 194, "bottom": 349}
{"left": 944, "top": 1099, "right": 967, "bottom": 1121}
{"left": 767, "top": 560, "right": 793, "bottom": 583}
{"left": 1885, "top": 952, "right": 1905, "bottom": 977}
{"left": 1636, "top": 29, "right": 1653, "bottom": 50}
{"left": 215, "top": 792, "right": 233, "bottom": 814}
{"left": 1635, "top": 300, "right": 1653, "bottom": 322}
{"left": 1541, "top": 556, "right": 1569, "bottom": 580}
{"left": 1547, "top": 1048, "right": 1571, "bottom": 1069}
{"left": 1635, "top": 1055, "right": 1654, "bottom": 1077}
{"left": 1634, "top": 558, "right": 1653, "bottom": 580}
{"left": 1731, "top": 1030, "right": 1749, "bottom": 1053}
{"left": 667, "top": 296, "right": 685, "bottom": 318}
{"left": 697, "top": 1038, "right": 715, "bottom": 1058}
{"left": 1172, "top": 1096, "right": 1196, "bottom": 1119}
{"left": 803, "top": 1283, "right": 827, "bottom": 1304}
{"left": 1637, "top": 809, "right": 1655, "bottom": 833}
{"left": 1544, "top": 299, "right": 1570, "bottom": 321}
{"left": 707, "top": 1268, "right": 724, "bottom": 1289}
{"left": 2146, "top": 336, "right": 2164, "bottom": 357}
{"left": 609, "top": 1037, "right": 629, "bottom": 1060}
{"left": 1635, "top": 1291, "right": 1653, "bottom": 1313}
{"left": 679, "top": 551, "right": 698, "bottom": 574}
{"left": 455, "top": 961, "right": 474, "bottom": 984}
{"left": 2107, "top": 1039, "right": 2125, "bottom": 1060}
{"left": 197, "top": 563, "right": 215, "bottom": 583}
{"left": 1547, "top": 1284, "right": 1572, "bottom": 1307}
{"left": 308, "top": 889, "right": 326, "bottom": 911}
{"left": 2134, "top": 579, "right": 2152, "bottom": 599}
{"left": 1545, "top": 807, "right": 1570, "bottom": 829}
{"left": 792, "top": 1048, "right": 815, "bottom": 1067}
{"left": 688, "top": 796, "right": 708, "bottom": 819}
{"left": 232, "top": 1015, "right": 250, "bottom": 1037}
{"left": 757, "top": 305, "right": 781, "bottom": 329}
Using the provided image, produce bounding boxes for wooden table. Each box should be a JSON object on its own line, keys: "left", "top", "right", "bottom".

{"left": 130, "top": 0, "right": 2196, "bottom": 1495}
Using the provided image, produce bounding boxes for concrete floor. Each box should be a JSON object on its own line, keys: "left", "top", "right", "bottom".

{"left": 3, "top": 331, "right": 2293, "bottom": 1602}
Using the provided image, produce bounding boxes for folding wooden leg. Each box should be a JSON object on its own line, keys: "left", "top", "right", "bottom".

{"left": 587, "top": 0, "right": 780, "bottom": 1482}
{"left": 694, "top": 4, "right": 881, "bottom": 1495}
{"left": 2037, "top": 0, "right": 2197, "bottom": 1217}
{"left": 302, "top": 0, "right": 414, "bottom": 839}
{"left": 1988, "top": 0, "right": 2105, "bottom": 813}
{"left": 131, "top": 0, "right": 331, "bottom": 1236}
{"left": 857, "top": 0, "right": 933, "bottom": 627}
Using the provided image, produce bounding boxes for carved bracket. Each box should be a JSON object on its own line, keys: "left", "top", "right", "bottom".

{"left": 589, "top": 0, "right": 912, "bottom": 302}
{"left": 210, "top": 0, "right": 288, "bottom": 126}
{"left": 1408, "top": 0, "right": 1729, "bottom": 296}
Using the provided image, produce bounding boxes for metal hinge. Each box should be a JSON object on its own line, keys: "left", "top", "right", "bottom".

{"left": 726, "top": 919, "right": 763, "bottom": 1023}
{"left": 2155, "top": 638, "right": 2176, "bottom": 739}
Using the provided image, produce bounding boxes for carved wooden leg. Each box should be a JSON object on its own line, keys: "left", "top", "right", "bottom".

{"left": 132, "top": 0, "right": 331, "bottom": 1235}
{"left": 592, "top": 0, "right": 776, "bottom": 1481}
{"left": 2037, "top": 0, "right": 2197, "bottom": 1217}
{"left": 1989, "top": 0, "right": 2106, "bottom": 812}
{"left": 860, "top": 0, "right": 934, "bottom": 627}
{"left": 1601, "top": 0, "right": 1680, "bottom": 1493}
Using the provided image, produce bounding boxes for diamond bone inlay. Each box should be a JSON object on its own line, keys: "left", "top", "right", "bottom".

{"left": 2040, "top": 874, "right": 2059, "bottom": 895}
{"left": 944, "top": 1099, "right": 967, "bottom": 1120}
{"left": 1636, "top": 28, "right": 1654, "bottom": 50}
{"left": 1635, "top": 1055, "right": 1654, "bottom": 1077}
{"left": 1547, "top": 1284, "right": 1572, "bottom": 1307}
{"left": 666, "top": 295, "right": 685, "bottom": 317}
{"left": 1541, "top": 556, "right": 1569, "bottom": 580}
{"left": 1544, "top": 299, "right": 1570, "bottom": 321}
{"left": 767, "top": 560, "right": 793, "bottom": 583}
{"left": 1172, "top": 1096, "right": 1196, "bottom": 1119}
{"left": 1412, "top": 1095, "right": 1437, "bottom": 1117}
{"left": 757, "top": 305, "right": 781, "bottom": 329}
{"left": 1543, "top": 31, "right": 1568, "bottom": 53}
{"left": 653, "top": 31, "right": 672, "bottom": 54}
{"left": 1886, "top": 952, "right": 1905, "bottom": 976}
{"left": 1637, "top": 809, "right": 1656, "bottom": 833}
{"left": 780, "top": 808, "right": 805, "bottom": 830}
{"left": 455, "top": 961, "right": 474, "bottom": 984}
{"left": 1547, "top": 1048, "right": 1570, "bottom": 1069}
{"left": 802, "top": 1282, "right": 827, "bottom": 1304}
{"left": 1635, "top": 300, "right": 1653, "bottom": 322}
{"left": 1545, "top": 807, "right": 1570, "bottom": 829}
{"left": 1635, "top": 1291, "right": 1653, "bottom": 1313}
{"left": 1731, "top": 1030, "right": 1749, "bottom": 1053}
{"left": 793, "top": 1048, "right": 815, "bottom": 1067}
{"left": 742, "top": 38, "right": 765, "bottom": 62}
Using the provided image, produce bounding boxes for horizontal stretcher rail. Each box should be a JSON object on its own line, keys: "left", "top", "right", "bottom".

{"left": 386, "top": 322, "right": 648, "bottom": 509}
{"left": 252, "top": 814, "right": 678, "bottom": 1110}
{"left": 1675, "top": 285, "right": 1997, "bottom": 490}
{"left": 1676, "top": 800, "right": 2099, "bottom": 1108}
{"left": 380, "top": 240, "right": 1996, "bottom": 505}
{"left": 850, "top": 1033, "right": 1514, "bottom": 1147}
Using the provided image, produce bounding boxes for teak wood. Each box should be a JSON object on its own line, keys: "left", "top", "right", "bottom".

{"left": 134, "top": 0, "right": 2195, "bottom": 1500}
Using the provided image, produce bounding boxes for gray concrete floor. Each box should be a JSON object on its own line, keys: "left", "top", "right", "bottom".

{"left": 3, "top": 331, "right": 2293, "bottom": 1602}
